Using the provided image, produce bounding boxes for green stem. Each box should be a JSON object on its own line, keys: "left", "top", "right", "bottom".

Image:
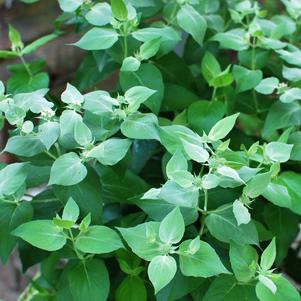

{"left": 203, "top": 189, "right": 208, "bottom": 211}
{"left": 44, "top": 150, "right": 57, "bottom": 160}
{"left": 19, "top": 54, "right": 32, "bottom": 77}
{"left": 211, "top": 87, "right": 217, "bottom": 102}
{"left": 251, "top": 44, "right": 259, "bottom": 112}
{"left": 251, "top": 44, "right": 256, "bottom": 70}
{"left": 123, "top": 34, "right": 128, "bottom": 59}
{"left": 55, "top": 143, "right": 62, "bottom": 157}
{"left": 252, "top": 90, "right": 259, "bottom": 112}
{"left": 68, "top": 229, "right": 84, "bottom": 261}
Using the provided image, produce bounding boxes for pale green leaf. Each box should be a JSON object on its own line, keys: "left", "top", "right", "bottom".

{"left": 12, "top": 220, "right": 67, "bottom": 251}
{"left": 75, "top": 226, "right": 123, "bottom": 254}
{"left": 148, "top": 255, "right": 177, "bottom": 293}
{"left": 159, "top": 207, "right": 185, "bottom": 244}
{"left": 49, "top": 152, "right": 87, "bottom": 186}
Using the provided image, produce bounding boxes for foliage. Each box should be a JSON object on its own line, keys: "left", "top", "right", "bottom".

{"left": 1, "top": 0, "right": 301, "bottom": 300}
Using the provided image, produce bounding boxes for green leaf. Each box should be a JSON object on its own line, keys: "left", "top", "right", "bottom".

{"left": 83, "top": 90, "right": 118, "bottom": 115}
{"left": 280, "top": 88, "right": 301, "bottom": 103}
{"left": 132, "top": 27, "right": 181, "bottom": 56}
{"left": 59, "top": 110, "right": 82, "bottom": 149}
{"left": 61, "top": 83, "right": 84, "bottom": 105}
{"left": 58, "top": 0, "right": 83, "bottom": 12}
{"left": 263, "top": 101, "right": 301, "bottom": 138}
{"left": 258, "top": 275, "right": 277, "bottom": 294}
{"left": 148, "top": 255, "right": 177, "bottom": 294}
{"left": 86, "top": 138, "right": 132, "bottom": 165}
{"left": 0, "top": 201, "right": 33, "bottom": 263}
{"left": 75, "top": 226, "right": 123, "bottom": 254}
{"left": 54, "top": 170, "right": 103, "bottom": 224}
{"left": 209, "top": 66, "right": 234, "bottom": 88}
{"left": 208, "top": 113, "right": 239, "bottom": 141}
{"left": 62, "top": 198, "right": 79, "bottom": 222}
{"left": 111, "top": 0, "right": 128, "bottom": 21}
{"left": 256, "top": 275, "right": 300, "bottom": 301}
{"left": 232, "top": 199, "right": 251, "bottom": 226}
{"left": 117, "top": 222, "right": 163, "bottom": 261}
{"left": 255, "top": 77, "right": 279, "bottom": 94}
{"left": 233, "top": 65, "right": 263, "bottom": 93}
{"left": 125, "top": 86, "right": 157, "bottom": 112}
{"left": 260, "top": 238, "right": 276, "bottom": 271}
{"left": 12, "top": 220, "right": 67, "bottom": 251}
{"left": 276, "top": 172, "right": 301, "bottom": 214}
{"left": 13, "top": 88, "right": 52, "bottom": 113}
{"left": 8, "top": 72, "right": 49, "bottom": 94}
{"left": 264, "top": 205, "right": 299, "bottom": 263}
{"left": 201, "top": 52, "right": 221, "bottom": 83}
{"left": 205, "top": 205, "right": 259, "bottom": 245}
{"left": 188, "top": 101, "right": 225, "bottom": 135}
{"left": 159, "top": 207, "right": 185, "bottom": 244}
{"left": 262, "top": 182, "right": 292, "bottom": 210}
{"left": 68, "top": 259, "right": 109, "bottom": 301}
{"left": 74, "top": 121, "right": 92, "bottom": 146}
{"left": 260, "top": 37, "right": 287, "bottom": 50}
{"left": 177, "top": 4, "right": 207, "bottom": 46}
{"left": 74, "top": 28, "right": 118, "bottom": 50}
{"left": 229, "top": 242, "right": 258, "bottom": 282}
{"left": 22, "top": 33, "right": 58, "bottom": 55}
{"left": 166, "top": 149, "right": 188, "bottom": 181}
{"left": 8, "top": 24, "right": 23, "bottom": 49}
{"left": 38, "top": 121, "right": 60, "bottom": 150}
{"left": 179, "top": 239, "right": 229, "bottom": 277}
{"left": 282, "top": 66, "right": 301, "bottom": 82}
{"left": 277, "top": 49, "right": 301, "bottom": 67}
{"left": 121, "top": 112, "right": 160, "bottom": 140}
{"left": 0, "top": 163, "right": 28, "bottom": 197}
{"left": 79, "top": 214, "right": 91, "bottom": 232}
{"left": 203, "top": 275, "right": 257, "bottom": 301}
{"left": 0, "top": 50, "right": 18, "bottom": 58}
{"left": 139, "top": 38, "right": 161, "bottom": 60}
{"left": 0, "top": 81, "right": 4, "bottom": 95}
{"left": 116, "top": 276, "right": 147, "bottom": 301}
{"left": 265, "top": 142, "right": 293, "bottom": 163}
{"left": 49, "top": 152, "right": 87, "bottom": 186}
{"left": 85, "top": 3, "right": 113, "bottom": 26}
{"left": 244, "top": 172, "right": 271, "bottom": 198}
{"left": 120, "top": 64, "right": 164, "bottom": 114}
{"left": 212, "top": 29, "right": 249, "bottom": 51}
{"left": 217, "top": 166, "right": 244, "bottom": 186}
{"left": 182, "top": 140, "right": 209, "bottom": 163}
{"left": 159, "top": 180, "right": 199, "bottom": 209}
{"left": 121, "top": 57, "right": 141, "bottom": 72}
{"left": 162, "top": 83, "right": 199, "bottom": 112}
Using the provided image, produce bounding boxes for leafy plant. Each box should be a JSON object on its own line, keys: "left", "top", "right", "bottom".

{"left": 1, "top": 0, "right": 301, "bottom": 300}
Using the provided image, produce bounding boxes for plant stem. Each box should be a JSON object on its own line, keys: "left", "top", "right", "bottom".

{"left": 251, "top": 43, "right": 259, "bottom": 112}
{"left": 123, "top": 34, "right": 128, "bottom": 59}
{"left": 251, "top": 44, "right": 256, "bottom": 70}
{"left": 68, "top": 229, "right": 84, "bottom": 261}
{"left": 203, "top": 189, "right": 208, "bottom": 211}
{"left": 199, "top": 217, "right": 205, "bottom": 236}
{"left": 211, "top": 87, "right": 217, "bottom": 102}
{"left": 19, "top": 54, "right": 32, "bottom": 77}
{"left": 44, "top": 150, "right": 57, "bottom": 160}
{"left": 55, "top": 143, "right": 62, "bottom": 157}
